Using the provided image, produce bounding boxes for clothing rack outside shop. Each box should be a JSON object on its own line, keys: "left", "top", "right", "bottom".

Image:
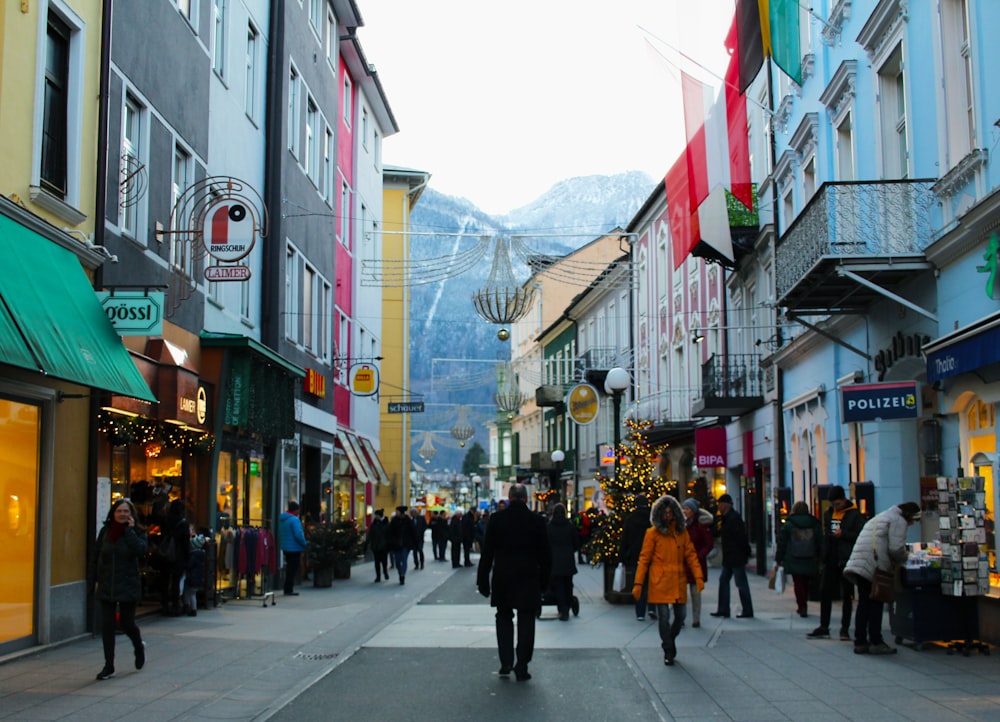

{"left": 216, "top": 523, "right": 277, "bottom": 608}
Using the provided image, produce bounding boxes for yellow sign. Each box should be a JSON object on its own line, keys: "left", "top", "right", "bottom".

{"left": 350, "top": 364, "right": 378, "bottom": 396}
{"left": 567, "top": 383, "right": 599, "bottom": 425}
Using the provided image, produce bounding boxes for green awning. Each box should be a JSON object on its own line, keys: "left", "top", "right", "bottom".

{"left": 0, "top": 213, "right": 157, "bottom": 402}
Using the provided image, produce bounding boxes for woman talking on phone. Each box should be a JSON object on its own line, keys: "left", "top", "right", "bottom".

{"left": 90, "top": 498, "right": 147, "bottom": 680}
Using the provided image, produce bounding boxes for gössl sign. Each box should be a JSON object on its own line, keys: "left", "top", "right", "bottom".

{"left": 97, "top": 291, "right": 164, "bottom": 336}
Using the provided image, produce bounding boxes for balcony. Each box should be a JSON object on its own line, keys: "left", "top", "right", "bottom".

{"left": 577, "top": 347, "right": 631, "bottom": 388}
{"left": 691, "top": 353, "right": 764, "bottom": 418}
{"left": 775, "top": 180, "right": 935, "bottom": 316}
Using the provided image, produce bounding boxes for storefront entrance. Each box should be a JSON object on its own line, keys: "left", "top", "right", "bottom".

{"left": 0, "top": 398, "right": 39, "bottom": 649}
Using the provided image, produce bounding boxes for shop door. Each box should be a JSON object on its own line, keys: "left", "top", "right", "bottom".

{"left": 216, "top": 450, "right": 265, "bottom": 528}
{"left": 0, "top": 398, "right": 39, "bottom": 650}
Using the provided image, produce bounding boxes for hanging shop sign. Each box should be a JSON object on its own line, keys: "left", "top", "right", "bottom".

{"left": 841, "top": 381, "right": 919, "bottom": 423}
{"left": 202, "top": 201, "right": 255, "bottom": 262}
{"left": 350, "top": 364, "right": 378, "bottom": 396}
{"left": 304, "top": 368, "right": 327, "bottom": 398}
{"left": 695, "top": 427, "right": 727, "bottom": 467}
{"left": 96, "top": 291, "right": 164, "bottom": 336}
{"left": 205, "top": 265, "right": 251, "bottom": 282}
{"left": 566, "top": 383, "right": 599, "bottom": 425}
{"left": 388, "top": 401, "right": 424, "bottom": 413}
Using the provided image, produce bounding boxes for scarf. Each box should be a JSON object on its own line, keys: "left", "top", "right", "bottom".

{"left": 107, "top": 520, "right": 128, "bottom": 544}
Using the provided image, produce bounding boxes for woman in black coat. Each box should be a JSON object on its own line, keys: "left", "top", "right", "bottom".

{"left": 91, "top": 499, "right": 147, "bottom": 680}
{"left": 160, "top": 499, "right": 191, "bottom": 616}
{"left": 546, "top": 504, "right": 579, "bottom": 621}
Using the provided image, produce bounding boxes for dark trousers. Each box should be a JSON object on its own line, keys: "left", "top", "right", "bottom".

{"left": 792, "top": 574, "right": 811, "bottom": 610}
{"left": 819, "top": 564, "right": 854, "bottom": 632}
{"left": 630, "top": 566, "right": 649, "bottom": 618}
{"left": 852, "top": 577, "right": 886, "bottom": 646}
{"left": 451, "top": 539, "right": 462, "bottom": 567}
{"left": 495, "top": 606, "right": 536, "bottom": 673}
{"left": 393, "top": 548, "right": 409, "bottom": 578}
{"left": 654, "top": 602, "right": 686, "bottom": 658}
{"left": 434, "top": 538, "right": 447, "bottom": 560}
{"left": 283, "top": 551, "right": 301, "bottom": 594}
{"left": 550, "top": 575, "right": 574, "bottom": 616}
{"left": 373, "top": 551, "right": 388, "bottom": 580}
{"left": 463, "top": 539, "right": 473, "bottom": 564}
{"left": 717, "top": 563, "right": 753, "bottom": 615}
{"left": 99, "top": 600, "right": 142, "bottom": 669}
{"left": 412, "top": 544, "right": 425, "bottom": 569}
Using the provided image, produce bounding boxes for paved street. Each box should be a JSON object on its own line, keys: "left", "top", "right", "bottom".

{"left": 3, "top": 544, "right": 1000, "bottom": 721}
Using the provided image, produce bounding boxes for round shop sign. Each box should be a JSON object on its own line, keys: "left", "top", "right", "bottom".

{"left": 202, "top": 200, "right": 256, "bottom": 262}
{"left": 567, "top": 383, "right": 600, "bottom": 425}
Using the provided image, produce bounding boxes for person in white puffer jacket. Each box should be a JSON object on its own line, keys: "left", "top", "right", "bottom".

{"left": 843, "top": 501, "right": 921, "bottom": 655}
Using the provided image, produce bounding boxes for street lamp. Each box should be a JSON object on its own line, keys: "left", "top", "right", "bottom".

{"left": 550, "top": 449, "right": 565, "bottom": 505}
{"left": 604, "top": 367, "right": 630, "bottom": 481}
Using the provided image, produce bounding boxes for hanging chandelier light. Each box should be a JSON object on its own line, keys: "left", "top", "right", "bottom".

{"left": 494, "top": 362, "right": 525, "bottom": 416}
{"left": 472, "top": 236, "right": 536, "bottom": 325}
{"left": 417, "top": 432, "right": 437, "bottom": 462}
{"left": 450, "top": 406, "right": 475, "bottom": 447}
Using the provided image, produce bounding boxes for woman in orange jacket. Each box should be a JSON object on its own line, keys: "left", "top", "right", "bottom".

{"left": 633, "top": 495, "right": 704, "bottom": 666}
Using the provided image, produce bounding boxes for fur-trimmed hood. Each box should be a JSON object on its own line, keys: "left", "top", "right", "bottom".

{"left": 650, "top": 495, "right": 686, "bottom": 535}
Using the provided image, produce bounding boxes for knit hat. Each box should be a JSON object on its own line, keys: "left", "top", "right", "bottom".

{"left": 717, "top": 493, "right": 734, "bottom": 505}
{"left": 827, "top": 485, "right": 846, "bottom": 502}
{"left": 682, "top": 498, "right": 700, "bottom": 513}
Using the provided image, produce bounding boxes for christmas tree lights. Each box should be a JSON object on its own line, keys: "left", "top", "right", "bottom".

{"left": 586, "top": 418, "right": 675, "bottom": 564}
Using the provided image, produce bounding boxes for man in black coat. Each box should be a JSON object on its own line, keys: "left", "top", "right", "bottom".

{"left": 808, "top": 485, "right": 864, "bottom": 640}
{"left": 386, "top": 506, "right": 415, "bottom": 585}
{"left": 461, "top": 506, "right": 477, "bottom": 566}
{"left": 710, "top": 494, "right": 754, "bottom": 618}
{"left": 620, "top": 494, "right": 654, "bottom": 621}
{"left": 410, "top": 509, "right": 428, "bottom": 570}
{"left": 477, "top": 484, "right": 552, "bottom": 681}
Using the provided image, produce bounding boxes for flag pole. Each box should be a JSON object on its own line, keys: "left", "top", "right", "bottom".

{"left": 639, "top": 26, "right": 775, "bottom": 117}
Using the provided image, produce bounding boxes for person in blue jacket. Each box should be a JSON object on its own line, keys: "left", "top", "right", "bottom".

{"left": 278, "top": 501, "right": 307, "bottom": 596}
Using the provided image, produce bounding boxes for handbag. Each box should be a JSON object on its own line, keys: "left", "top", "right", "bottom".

{"left": 869, "top": 527, "right": 895, "bottom": 603}
{"left": 612, "top": 562, "right": 625, "bottom": 590}
{"left": 870, "top": 566, "right": 895, "bottom": 603}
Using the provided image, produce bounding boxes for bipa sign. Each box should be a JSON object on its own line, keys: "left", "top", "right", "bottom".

{"left": 695, "top": 427, "right": 727, "bottom": 468}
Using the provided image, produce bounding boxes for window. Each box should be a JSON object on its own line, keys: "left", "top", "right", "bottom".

{"left": 940, "top": 0, "right": 976, "bottom": 167}
{"left": 286, "top": 245, "right": 300, "bottom": 343}
{"left": 323, "top": 126, "right": 334, "bottom": 202}
{"left": 361, "top": 107, "right": 369, "bottom": 150}
{"left": 213, "top": 0, "right": 226, "bottom": 77}
{"left": 176, "top": 0, "right": 196, "bottom": 31}
{"left": 340, "top": 181, "right": 350, "bottom": 246}
{"left": 836, "top": 114, "right": 854, "bottom": 181}
{"left": 342, "top": 73, "right": 352, "bottom": 125}
{"left": 288, "top": 66, "right": 301, "bottom": 156}
{"left": 309, "top": 0, "right": 322, "bottom": 35}
{"left": 360, "top": 204, "right": 367, "bottom": 246}
{"left": 245, "top": 24, "right": 258, "bottom": 120}
{"left": 372, "top": 128, "right": 380, "bottom": 169}
{"left": 802, "top": 156, "right": 816, "bottom": 201}
{"left": 171, "top": 145, "right": 193, "bottom": 275}
{"left": 40, "top": 13, "right": 70, "bottom": 198}
{"left": 337, "top": 313, "right": 349, "bottom": 381}
{"left": 121, "top": 94, "right": 144, "bottom": 238}
{"left": 303, "top": 265, "right": 315, "bottom": 350}
{"left": 305, "top": 96, "right": 319, "bottom": 182}
{"left": 318, "top": 280, "right": 332, "bottom": 361}
{"left": 878, "top": 44, "right": 908, "bottom": 179}
{"left": 326, "top": 7, "right": 337, "bottom": 69}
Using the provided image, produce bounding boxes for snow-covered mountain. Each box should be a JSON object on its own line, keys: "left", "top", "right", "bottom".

{"left": 404, "top": 171, "right": 655, "bottom": 471}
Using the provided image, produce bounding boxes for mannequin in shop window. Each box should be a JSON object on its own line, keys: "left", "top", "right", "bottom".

{"left": 159, "top": 499, "right": 191, "bottom": 616}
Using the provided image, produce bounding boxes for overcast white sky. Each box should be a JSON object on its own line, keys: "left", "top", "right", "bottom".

{"left": 358, "top": 0, "right": 734, "bottom": 216}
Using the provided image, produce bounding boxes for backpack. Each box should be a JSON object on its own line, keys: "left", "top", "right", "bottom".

{"left": 789, "top": 526, "right": 816, "bottom": 558}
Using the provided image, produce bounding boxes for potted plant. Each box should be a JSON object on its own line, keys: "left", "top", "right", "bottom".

{"left": 306, "top": 519, "right": 364, "bottom": 586}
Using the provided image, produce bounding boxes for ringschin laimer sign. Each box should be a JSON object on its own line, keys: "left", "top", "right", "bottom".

{"left": 841, "top": 381, "right": 919, "bottom": 423}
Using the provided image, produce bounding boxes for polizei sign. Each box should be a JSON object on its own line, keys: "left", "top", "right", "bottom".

{"left": 841, "top": 381, "right": 919, "bottom": 423}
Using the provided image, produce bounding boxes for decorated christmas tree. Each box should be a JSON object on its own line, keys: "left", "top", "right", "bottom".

{"left": 586, "top": 418, "right": 675, "bottom": 564}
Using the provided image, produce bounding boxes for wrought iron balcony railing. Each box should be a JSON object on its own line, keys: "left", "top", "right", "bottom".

{"left": 692, "top": 353, "right": 764, "bottom": 418}
{"left": 775, "top": 180, "right": 935, "bottom": 302}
